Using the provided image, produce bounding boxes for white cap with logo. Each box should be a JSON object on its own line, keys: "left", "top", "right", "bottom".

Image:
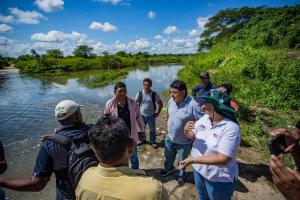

{"left": 55, "top": 100, "right": 81, "bottom": 120}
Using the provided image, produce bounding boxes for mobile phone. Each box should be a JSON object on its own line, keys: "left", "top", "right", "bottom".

{"left": 268, "top": 135, "right": 287, "bottom": 156}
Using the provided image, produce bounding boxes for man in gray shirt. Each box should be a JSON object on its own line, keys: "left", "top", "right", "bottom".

{"left": 135, "top": 78, "right": 163, "bottom": 148}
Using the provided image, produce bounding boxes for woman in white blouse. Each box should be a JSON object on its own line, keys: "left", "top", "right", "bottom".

{"left": 179, "top": 90, "right": 240, "bottom": 200}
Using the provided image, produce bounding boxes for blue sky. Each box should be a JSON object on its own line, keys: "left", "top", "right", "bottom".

{"left": 0, "top": 0, "right": 298, "bottom": 57}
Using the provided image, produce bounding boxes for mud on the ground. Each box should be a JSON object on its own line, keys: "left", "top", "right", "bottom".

{"left": 137, "top": 112, "right": 284, "bottom": 200}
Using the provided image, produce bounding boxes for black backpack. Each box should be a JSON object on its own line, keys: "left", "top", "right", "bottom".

{"left": 137, "top": 90, "right": 157, "bottom": 111}
{"left": 47, "top": 130, "right": 99, "bottom": 199}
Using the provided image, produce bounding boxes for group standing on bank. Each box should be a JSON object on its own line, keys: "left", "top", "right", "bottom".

{"left": 0, "top": 71, "right": 299, "bottom": 200}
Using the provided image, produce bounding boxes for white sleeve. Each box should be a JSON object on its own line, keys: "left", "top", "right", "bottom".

{"left": 134, "top": 92, "right": 139, "bottom": 101}
{"left": 193, "top": 115, "right": 208, "bottom": 135}
{"left": 217, "top": 123, "right": 241, "bottom": 158}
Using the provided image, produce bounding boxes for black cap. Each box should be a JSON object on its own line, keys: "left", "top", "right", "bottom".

{"left": 200, "top": 71, "right": 210, "bottom": 78}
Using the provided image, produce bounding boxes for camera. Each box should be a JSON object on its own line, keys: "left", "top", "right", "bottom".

{"left": 268, "top": 135, "right": 287, "bottom": 156}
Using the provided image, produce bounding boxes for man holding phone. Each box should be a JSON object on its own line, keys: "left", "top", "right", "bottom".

{"left": 269, "top": 120, "right": 300, "bottom": 200}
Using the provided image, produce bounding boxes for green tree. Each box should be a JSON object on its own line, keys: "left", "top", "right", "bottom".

{"left": 17, "top": 54, "right": 32, "bottom": 61}
{"left": 0, "top": 55, "right": 8, "bottom": 69}
{"left": 73, "top": 45, "right": 94, "bottom": 58}
{"left": 30, "top": 49, "right": 40, "bottom": 60}
{"left": 115, "top": 51, "right": 128, "bottom": 57}
{"left": 46, "top": 49, "right": 64, "bottom": 58}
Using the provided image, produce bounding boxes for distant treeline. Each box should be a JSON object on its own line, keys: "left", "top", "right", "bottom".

{"left": 180, "top": 5, "right": 300, "bottom": 149}
{"left": 0, "top": 47, "right": 190, "bottom": 73}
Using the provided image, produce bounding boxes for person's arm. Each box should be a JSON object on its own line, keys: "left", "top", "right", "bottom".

{"left": 179, "top": 152, "right": 232, "bottom": 169}
{"left": 0, "top": 176, "right": 49, "bottom": 191}
{"left": 103, "top": 100, "right": 111, "bottom": 115}
{"left": 0, "top": 143, "right": 52, "bottom": 191}
{"left": 154, "top": 100, "right": 163, "bottom": 118}
{"left": 136, "top": 103, "right": 145, "bottom": 133}
{"left": 269, "top": 155, "right": 300, "bottom": 200}
{"left": 0, "top": 142, "right": 7, "bottom": 174}
{"left": 184, "top": 121, "right": 196, "bottom": 141}
{"left": 292, "top": 144, "right": 300, "bottom": 171}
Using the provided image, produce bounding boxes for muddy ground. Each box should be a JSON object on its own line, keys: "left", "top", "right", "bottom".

{"left": 138, "top": 112, "right": 284, "bottom": 200}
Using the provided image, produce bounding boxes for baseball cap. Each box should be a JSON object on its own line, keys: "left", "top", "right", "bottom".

{"left": 200, "top": 71, "right": 210, "bottom": 78}
{"left": 55, "top": 100, "right": 82, "bottom": 120}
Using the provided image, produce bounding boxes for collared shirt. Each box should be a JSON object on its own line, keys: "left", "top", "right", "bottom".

{"left": 104, "top": 96, "right": 145, "bottom": 142}
{"left": 192, "top": 82, "right": 217, "bottom": 106}
{"left": 135, "top": 90, "right": 161, "bottom": 117}
{"left": 191, "top": 115, "right": 240, "bottom": 183}
{"left": 167, "top": 96, "right": 203, "bottom": 144}
{"left": 33, "top": 123, "right": 90, "bottom": 200}
{"left": 76, "top": 165, "right": 162, "bottom": 200}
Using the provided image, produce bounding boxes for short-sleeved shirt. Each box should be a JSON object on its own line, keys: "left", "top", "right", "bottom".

{"left": 33, "top": 123, "right": 90, "bottom": 200}
{"left": 117, "top": 102, "right": 131, "bottom": 132}
{"left": 167, "top": 96, "right": 203, "bottom": 144}
{"left": 192, "top": 83, "right": 217, "bottom": 106}
{"left": 76, "top": 166, "right": 162, "bottom": 200}
{"left": 135, "top": 90, "right": 161, "bottom": 117}
{"left": 191, "top": 115, "right": 241, "bottom": 182}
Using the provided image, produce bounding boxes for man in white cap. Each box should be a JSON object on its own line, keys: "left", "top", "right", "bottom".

{"left": 0, "top": 100, "right": 90, "bottom": 200}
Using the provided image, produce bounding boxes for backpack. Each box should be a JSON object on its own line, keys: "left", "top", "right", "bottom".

{"left": 137, "top": 90, "right": 157, "bottom": 111}
{"left": 47, "top": 129, "right": 99, "bottom": 198}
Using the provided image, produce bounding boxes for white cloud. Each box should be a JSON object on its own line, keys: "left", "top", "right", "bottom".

{"left": 148, "top": 11, "right": 156, "bottom": 19}
{"left": 89, "top": 21, "right": 117, "bottom": 32}
{"left": 163, "top": 26, "right": 178, "bottom": 35}
{"left": 95, "top": 0, "right": 122, "bottom": 5}
{"left": 154, "top": 35, "right": 162, "bottom": 40}
{"left": 197, "top": 17, "right": 209, "bottom": 29}
{"left": 0, "top": 24, "right": 13, "bottom": 32}
{"left": 113, "top": 40, "right": 126, "bottom": 51}
{"left": 188, "top": 29, "right": 199, "bottom": 37}
{"left": 8, "top": 8, "right": 47, "bottom": 24}
{"left": 31, "top": 30, "right": 87, "bottom": 42}
{"left": 0, "top": 14, "right": 14, "bottom": 24}
{"left": 127, "top": 38, "right": 150, "bottom": 51}
{"left": 35, "top": 0, "right": 64, "bottom": 13}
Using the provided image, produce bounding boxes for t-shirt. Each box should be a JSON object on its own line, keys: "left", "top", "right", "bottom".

{"left": 76, "top": 166, "right": 162, "bottom": 200}
{"left": 191, "top": 115, "right": 240, "bottom": 182}
{"left": 33, "top": 123, "right": 90, "bottom": 200}
{"left": 135, "top": 90, "right": 161, "bottom": 117}
{"left": 167, "top": 96, "right": 203, "bottom": 144}
{"left": 117, "top": 102, "right": 131, "bottom": 132}
{"left": 192, "top": 83, "right": 217, "bottom": 106}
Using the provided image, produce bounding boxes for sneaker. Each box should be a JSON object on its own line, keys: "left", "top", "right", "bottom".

{"left": 137, "top": 140, "right": 146, "bottom": 146}
{"left": 177, "top": 177, "right": 185, "bottom": 187}
{"left": 151, "top": 143, "right": 158, "bottom": 149}
{"left": 161, "top": 168, "right": 176, "bottom": 177}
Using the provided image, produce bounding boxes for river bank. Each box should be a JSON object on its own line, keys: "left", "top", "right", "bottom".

{"left": 0, "top": 66, "right": 19, "bottom": 74}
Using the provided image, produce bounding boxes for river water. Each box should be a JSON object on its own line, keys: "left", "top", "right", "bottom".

{"left": 0, "top": 65, "right": 182, "bottom": 200}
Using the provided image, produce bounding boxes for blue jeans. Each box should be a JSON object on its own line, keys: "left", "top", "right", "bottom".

{"left": 130, "top": 143, "right": 139, "bottom": 169}
{"left": 164, "top": 135, "right": 192, "bottom": 177}
{"left": 0, "top": 187, "right": 5, "bottom": 200}
{"left": 193, "top": 169, "right": 237, "bottom": 200}
{"left": 142, "top": 115, "right": 156, "bottom": 144}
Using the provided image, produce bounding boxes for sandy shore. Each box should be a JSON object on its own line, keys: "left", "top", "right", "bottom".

{"left": 0, "top": 66, "right": 19, "bottom": 73}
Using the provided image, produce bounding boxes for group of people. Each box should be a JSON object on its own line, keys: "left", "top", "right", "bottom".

{"left": 0, "top": 71, "right": 299, "bottom": 200}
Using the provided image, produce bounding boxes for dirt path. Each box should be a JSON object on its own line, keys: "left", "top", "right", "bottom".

{"left": 138, "top": 112, "right": 284, "bottom": 200}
